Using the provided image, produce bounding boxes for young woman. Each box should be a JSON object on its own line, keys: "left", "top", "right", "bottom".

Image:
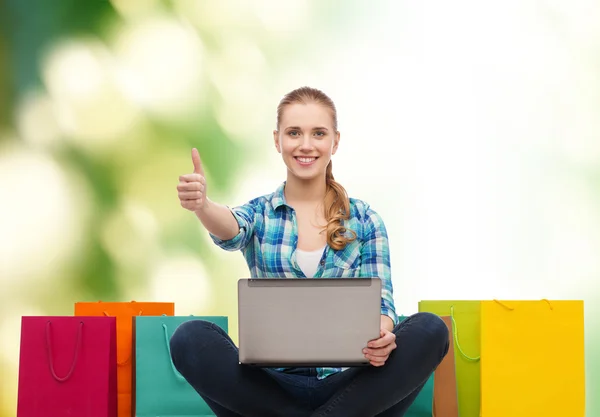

{"left": 171, "top": 87, "right": 449, "bottom": 417}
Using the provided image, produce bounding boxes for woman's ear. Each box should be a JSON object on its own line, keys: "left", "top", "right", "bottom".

{"left": 332, "top": 131, "right": 340, "bottom": 155}
{"left": 273, "top": 130, "right": 281, "bottom": 153}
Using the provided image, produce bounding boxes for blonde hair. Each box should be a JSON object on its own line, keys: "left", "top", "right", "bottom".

{"left": 277, "top": 87, "right": 356, "bottom": 250}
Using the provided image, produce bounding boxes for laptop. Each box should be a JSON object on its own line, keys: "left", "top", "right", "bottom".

{"left": 237, "top": 278, "right": 381, "bottom": 367}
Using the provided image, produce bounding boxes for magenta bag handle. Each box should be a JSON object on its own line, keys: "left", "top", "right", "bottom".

{"left": 45, "top": 320, "right": 83, "bottom": 382}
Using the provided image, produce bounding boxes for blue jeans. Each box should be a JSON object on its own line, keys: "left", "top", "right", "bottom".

{"left": 170, "top": 312, "right": 449, "bottom": 417}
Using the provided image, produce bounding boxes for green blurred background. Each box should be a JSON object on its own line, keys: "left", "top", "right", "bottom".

{"left": 1, "top": 0, "right": 598, "bottom": 415}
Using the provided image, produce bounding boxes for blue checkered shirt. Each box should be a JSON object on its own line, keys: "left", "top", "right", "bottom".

{"left": 210, "top": 182, "right": 398, "bottom": 379}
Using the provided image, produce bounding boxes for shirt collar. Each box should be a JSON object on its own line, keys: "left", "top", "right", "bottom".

{"left": 271, "top": 182, "right": 288, "bottom": 210}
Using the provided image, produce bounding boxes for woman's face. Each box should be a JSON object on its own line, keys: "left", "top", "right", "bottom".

{"left": 274, "top": 102, "right": 340, "bottom": 182}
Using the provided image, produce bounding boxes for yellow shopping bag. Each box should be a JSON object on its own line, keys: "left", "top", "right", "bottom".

{"left": 480, "top": 300, "right": 585, "bottom": 417}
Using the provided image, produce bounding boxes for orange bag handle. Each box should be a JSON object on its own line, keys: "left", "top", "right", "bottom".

{"left": 45, "top": 320, "right": 83, "bottom": 382}
{"left": 102, "top": 309, "right": 143, "bottom": 366}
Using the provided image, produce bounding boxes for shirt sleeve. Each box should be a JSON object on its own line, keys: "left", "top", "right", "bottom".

{"left": 209, "top": 201, "right": 258, "bottom": 252}
{"left": 359, "top": 208, "right": 399, "bottom": 326}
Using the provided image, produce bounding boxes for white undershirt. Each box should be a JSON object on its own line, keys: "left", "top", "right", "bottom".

{"left": 296, "top": 246, "right": 326, "bottom": 277}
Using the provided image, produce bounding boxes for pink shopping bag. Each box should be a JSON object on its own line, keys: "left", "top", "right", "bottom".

{"left": 17, "top": 316, "right": 117, "bottom": 417}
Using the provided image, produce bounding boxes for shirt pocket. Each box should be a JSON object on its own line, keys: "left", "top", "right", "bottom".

{"left": 331, "top": 241, "right": 361, "bottom": 277}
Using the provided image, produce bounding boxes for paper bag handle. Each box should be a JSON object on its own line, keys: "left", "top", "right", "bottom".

{"left": 450, "top": 306, "right": 480, "bottom": 362}
{"left": 162, "top": 323, "right": 187, "bottom": 382}
{"left": 102, "top": 310, "right": 143, "bottom": 366}
{"left": 45, "top": 321, "right": 83, "bottom": 382}
{"left": 493, "top": 299, "right": 554, "bottom": 310}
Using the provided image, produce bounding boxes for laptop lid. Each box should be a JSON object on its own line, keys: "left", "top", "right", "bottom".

{"left": 238, "top": 278, "right": 381, "bottom": 367}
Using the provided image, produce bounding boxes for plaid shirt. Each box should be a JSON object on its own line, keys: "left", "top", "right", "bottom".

{"left": 210, "top": 182, "right": 398, "bottom": 379}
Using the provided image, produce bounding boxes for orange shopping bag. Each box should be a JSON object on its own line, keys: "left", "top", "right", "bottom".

{"left": 433, "top": 316, "right": 459, "bottom": 417}
{"left": 75, "top": 301, "right": 174, "bottom": 417}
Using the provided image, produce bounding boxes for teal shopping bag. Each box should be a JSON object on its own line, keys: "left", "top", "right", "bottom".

{"left": 405, "top": 375, "right": 434, "bottom": 417}
{"left": 400, "top": 315, "right": 434, "bottom": 417}
{"left": 133, "top": 315, "right": 228, "bottom": 417}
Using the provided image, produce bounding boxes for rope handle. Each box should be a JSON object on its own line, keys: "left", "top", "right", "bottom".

{"left": 493, "top": 299, "right": 554, "bottom": 310}
{"left": 102, "top": 310, "right": 143, "bottom": 316}
{"left": 45, "top": 321, "right": 83, "bottom": 382}
{"left": 450, "top": 306, "right": 480, "bottom": 362}
{"left": 103, "top": 310, "right": 143, "bottom": 366}
{"left": 162, "top": 324, "right": 186, "bottom": 381}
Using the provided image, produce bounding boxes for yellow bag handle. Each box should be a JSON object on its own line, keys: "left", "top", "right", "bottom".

{"left": 493, "top": 299, "right": 554, "bottom": 310}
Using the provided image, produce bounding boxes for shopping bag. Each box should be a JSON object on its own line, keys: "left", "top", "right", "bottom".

{"left": 74, "top": 301, "right": 175, "bottom": 417}
{"left": 401, "top": 315, "right": 434, "bottom": 417}
{"left": 418, "top": 301, "right": 480, "bottom": 417}
{"left": 133, "top": 316, "right": 228, "bottom": 416}
{"left": 405, "top": 376, "right": 434, "bottom": 417}
{"left": 432, "top": 316, "right": 459, "bottom": 417}
{"left": 16, "top": 316, "right": 117, "bottom": 417}
{"left": 480, "top": 300, "right": 585, "bottom": 417}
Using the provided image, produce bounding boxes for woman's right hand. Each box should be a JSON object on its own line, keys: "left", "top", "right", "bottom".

{"left": 178, "top": 148, "right": 207, "bottom": 213}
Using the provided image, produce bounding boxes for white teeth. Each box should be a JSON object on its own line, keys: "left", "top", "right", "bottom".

{"left": 297, "top": 157, "right": 316, "bottom": 163}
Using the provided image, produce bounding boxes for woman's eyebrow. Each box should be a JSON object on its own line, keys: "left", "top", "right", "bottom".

{"left": 284, "top": 126, "right": 329, "bottom": 131}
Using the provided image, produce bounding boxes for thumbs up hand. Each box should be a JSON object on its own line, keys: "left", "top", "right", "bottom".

{"left": 178, "top": 148, "right": 207, "bottom": 212}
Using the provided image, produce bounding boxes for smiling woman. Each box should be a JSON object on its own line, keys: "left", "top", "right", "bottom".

{"left": 172, "top": 86, "right": 449, "bottom": 416}
{"left": 273, "top": 88, "right": 353, "bottom": 252}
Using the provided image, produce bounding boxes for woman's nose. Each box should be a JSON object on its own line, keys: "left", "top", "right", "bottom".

{"left": 299, "top": 135, "right": 313, "bottom": 150}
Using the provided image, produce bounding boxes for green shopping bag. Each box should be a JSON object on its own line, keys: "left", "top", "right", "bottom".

{"left": 133, "top": 315, "right": 228, "bottom": 417}
{"left": 401, "top": 315, "right": 434, "bottom": 417}
{"left": 418, "top": 301, "right": 480, "bottom": 417}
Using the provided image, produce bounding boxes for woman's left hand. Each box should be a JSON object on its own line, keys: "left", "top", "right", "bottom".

{"left": 363, "top": 329, "right": 397, "bottom": 367}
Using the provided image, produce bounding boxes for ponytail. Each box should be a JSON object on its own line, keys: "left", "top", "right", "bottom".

{"left": 324, "top": 161, "right": 356, "bottom": 250}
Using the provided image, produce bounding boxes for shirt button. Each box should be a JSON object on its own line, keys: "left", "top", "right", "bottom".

{"left": 320, "top": 260, "right": 325, "bottom": 266}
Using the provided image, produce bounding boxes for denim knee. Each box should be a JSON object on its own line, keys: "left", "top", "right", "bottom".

{"left": 397, "top": 312, "right": 450, "bottom": 357}
{"left": 418, "top": 312, "right": 450, "bottom": 357}
{"left": 169, "top": 320, "right": 217, "bottom": 370}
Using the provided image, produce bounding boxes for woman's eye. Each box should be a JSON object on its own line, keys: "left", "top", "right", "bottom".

{"left": 288, "top": 131, "right": 299, "bottom": 137}
{"left": 314, "top": 131, "right": 325, "bottom": 137}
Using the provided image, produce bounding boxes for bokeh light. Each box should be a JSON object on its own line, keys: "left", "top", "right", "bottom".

{"left": 112, "top": 16, "right": 205, "bottom": 120}
{"left": 42, "top": 38, "right": 142, "bottom": 147}
{"left": 0, "top": 146, "right": 86, "bottom": 291}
